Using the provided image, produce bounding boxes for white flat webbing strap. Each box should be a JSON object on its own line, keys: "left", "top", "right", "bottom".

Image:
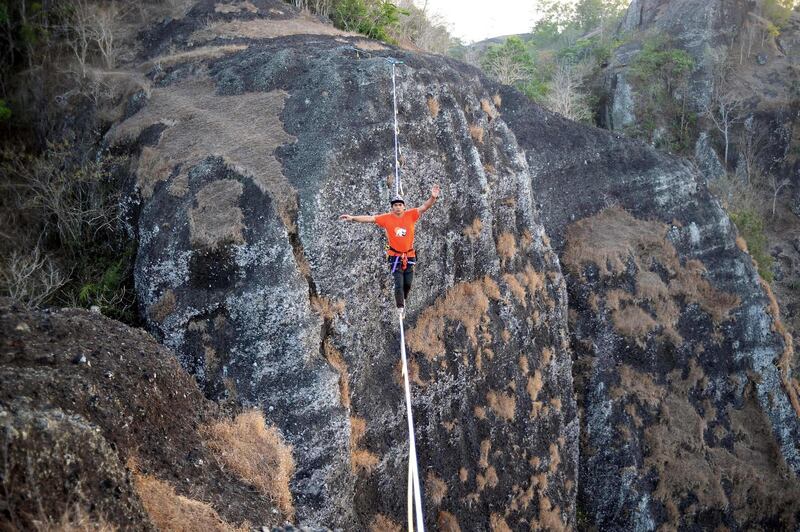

{"left": 399, "top": 316, "right": 425, "bottom": 531}
{"left": 388, "top": 58, "right": 403, "bottom": 197}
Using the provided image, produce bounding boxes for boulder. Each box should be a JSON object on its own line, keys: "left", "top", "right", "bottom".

{"left": 0, "top": 299, "right": 287, "bottom": 529}
{"left": 501, "top": 85, "right": 800, "bottom": 529}
{"left": 109, "top": 1, "right": 578, "bottom": 529}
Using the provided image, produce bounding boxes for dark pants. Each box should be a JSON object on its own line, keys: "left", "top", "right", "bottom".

{"left": 388, "top": 256, "right": 415, "bottom": 308}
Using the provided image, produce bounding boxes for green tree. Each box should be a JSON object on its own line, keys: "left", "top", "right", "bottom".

{"left": 482, "top": 36, "right": 536, "bottom": 85}
{"left": 628, "top": 37, "right": 695, "bottom": 148}
{"left": 331, "top": 0, "right": 406, "bottom": 43}
{"left": 761, "top": 0, "right": 795, "bottom": 30}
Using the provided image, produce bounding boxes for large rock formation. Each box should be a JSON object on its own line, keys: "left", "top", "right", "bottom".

{"left": 110, "top": 1, "right": 578, "bottom": 529}
{"left": 601, "top": 0, "right": 799, "bottom": 195}
{"left": 500, "top": 86, "right": 800, "bottom": 529}
{"left": 0, "top": 299, "right": 289, "bottom": 530}
{"left": 606, "top": 0, "right": 749, "bottom": 126}
{"left": 94, "top": 0, "right": 800, "bottom": 529}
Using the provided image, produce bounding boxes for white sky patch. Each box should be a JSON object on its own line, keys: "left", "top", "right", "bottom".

{"left": 415, "top": 0, "right": 542, "bottom": 43}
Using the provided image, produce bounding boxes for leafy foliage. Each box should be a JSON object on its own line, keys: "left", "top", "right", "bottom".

{"left": 761, "top": 0, "right": 796, "bottom": 30}
{"left": 626, "top": 37, "right": 696, "bottom": 150}
{"left": 475, "top": 0, "right": 628, "bottom": 118}
{"left": 630, "top": 37, "right": 694, "bottom": 95}
{"left": 0, "top": 99, "right": 11, "bottom": 121}
{"left": 0, "top": 142, "right": 138, "bottom": 321}
{"left": 730, "top": 209, "right": 774, "bottom": 282}
{"left": 330, "top": 0, "right": 407, "bottom": 43}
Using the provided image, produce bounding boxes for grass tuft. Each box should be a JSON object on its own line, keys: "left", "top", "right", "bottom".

{"left": 203, "top": 411, "right": 295, "bottom": 520}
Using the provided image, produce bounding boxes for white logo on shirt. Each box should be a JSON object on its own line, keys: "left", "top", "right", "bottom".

{"left": 395, "top": 227, "right": 407, "bottom": 237}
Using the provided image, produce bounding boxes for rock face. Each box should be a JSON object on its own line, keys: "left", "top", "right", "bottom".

{"left": 500, "top": 87, "right": 800, "bottom": 529}
{"left": 604, "top": 0, "right": 748, "bottom": 126}
{"left": 601, "top": 0, "right": 799, "bottom": 195}
{"left": 0, "top": 299, "right": 286, "bottom": 530}
{"left": 111, "top": 1, "right": 578, "bottom": 529}
{"left": 102, "top": 0, "right": 800, "bottom": 529}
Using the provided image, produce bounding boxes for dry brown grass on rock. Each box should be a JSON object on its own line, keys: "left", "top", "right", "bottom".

{"left": 463, "top": 218, "right": 483, "bottom": 241}
{"left": 497, "top": 232, "right": 517, "bottom": 266}
{"left": 369, "top": 514, "right": 401, "bottom": 532}
{"left": 133, "top": 474, "right": 246, "bottom": 532}
{"left": 189, "top": 13, "right": 356, "bottom": 43}
{"left": 479, "top": 439, "right": 491, "bottom": 469}
{"left": 214, "top": 1, "right": 258, "bottom": 14}
{"left": 526, "top": 371, "right": 543, "bottom": 404}
{"left": 353, "top": 40, "right": 388, "bottom": 51}
{"left": 563, "top": 206, "right": 669, "bottom": 277}
{"left": 203, "top": 411, "right": 295, "bottom": 520}
{"left": 489, "top": 513, "right": 512, "bottom": 532}
{"left": 310, "top": 295, "right": 345, "bottom": 320}
{"left": 610, "top": 364, "right": 666, "bottom": 408}
{"left": 469, "top": 124, "right": 484, "bottom": 144}
{"left": 426, "top": 472, "right": 448, "bottom": 506}
{"left": 565, "top": 207, "right": 740, "bottom": 345}
{"left": 147, "top": 44, "right": 248, "bottom": 69}
{"left": 642, "top": 373, "right": 800, "bottom": 528}
{"left": 503, "top": 273, "right": 527, "bottom": 307}
{"left": 480, "top": 98, "right": 499, "bottom": 120}
{"left": 736, "top": 235, "right": 749, "bottom": 252}
{"left": 189, "top": 179, "right": 245, "bottom": 250}
{"left": 537, "top": 496, "right": 566, "bottom": 532}
{"left": 519, "top": 264, "right": 544, "bottom": 296}
{"left": 758, "top": 277, "right": 800, "bottom": 418}
{"left": 107, "top": 78, "right": 297, "bottom": 229}
{"left": 486, "top": 389, "right": 516, "bottom": 421}
{"left": 611, "top": 302, "right": 659, "bottom": 347}
{"left": 350, "top": 416, "right": 379, "bottom": 475}
{"left": 406, "top": 280, "right": 491, "bottom": 360}
{"left": 437, "top": 511, "right": 462, "bottom": 532}
{"left": 482, "top": 276, "right": 502, "bottom": 300}
{"left": 323, "top": 338, "right": 350, "bottom": 408}
{"left": 427, "top": 96, "right": 440, "bottom": 118}
{"left": 148, "top": 289, "right": 176, "bottom": 323}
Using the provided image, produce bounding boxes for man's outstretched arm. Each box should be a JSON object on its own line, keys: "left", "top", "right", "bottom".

{"left": 339, "top": 214, "right": 376, "bottom": 223}
{"left": 418, "top": 184, "right": 441, "bottom": 214}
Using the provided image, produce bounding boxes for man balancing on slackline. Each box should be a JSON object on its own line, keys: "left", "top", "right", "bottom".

{"left": 339, "top": 185, "right": 441, "bottom": 318}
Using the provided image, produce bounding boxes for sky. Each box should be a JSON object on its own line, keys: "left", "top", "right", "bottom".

{"left": 415, "top": 0, "right": 542, "bottom": 43}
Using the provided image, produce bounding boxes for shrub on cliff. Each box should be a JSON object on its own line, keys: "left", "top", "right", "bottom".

{"left": 730, "top": 209, "right": 774, "bottom": 282}
{"left": 0, "top": 142, "right": 137, "bottom": 320}
{"left": 627, "top": 37, "right": 696, "bottom": 150}
{"left": 330, "top": 0, "right": 407, "bottom": 43}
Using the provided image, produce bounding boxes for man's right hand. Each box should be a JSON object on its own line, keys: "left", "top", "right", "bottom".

{"left": 339, "top": 214, "right": 353, "bottom": 222}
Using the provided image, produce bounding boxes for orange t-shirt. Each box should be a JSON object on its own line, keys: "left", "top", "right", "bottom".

{"left": 375, "top": 208, "right": 420, "bottom": 256}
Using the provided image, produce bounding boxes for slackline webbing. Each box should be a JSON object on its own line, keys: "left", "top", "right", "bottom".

{"left": 387, "top": 56, "right": 424, "bottom": 532}
{"left": 399, "top": 314, "right": 425, "bottom": 532}
{"left": 388, "top": 57, "right": 404, "bottom": 198}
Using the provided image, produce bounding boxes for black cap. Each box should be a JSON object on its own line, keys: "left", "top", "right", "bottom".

{"left": 390, "top": 195, "right": 405, "bottom": 206}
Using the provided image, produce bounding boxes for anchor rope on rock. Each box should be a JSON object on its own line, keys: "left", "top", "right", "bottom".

{"left": 387, "top": 57, "right": 404, "bottom": 198}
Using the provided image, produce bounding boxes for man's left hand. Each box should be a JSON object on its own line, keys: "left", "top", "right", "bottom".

{"left": 431, "top": 184, "right": 441, "bottom": 199}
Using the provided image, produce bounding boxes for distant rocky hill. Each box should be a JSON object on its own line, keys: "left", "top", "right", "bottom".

{"left": 600, "top": 0, "right": 799, "bottom": 204}
{"left": 2, "top": 0, "right": 799, "bottom": 530}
